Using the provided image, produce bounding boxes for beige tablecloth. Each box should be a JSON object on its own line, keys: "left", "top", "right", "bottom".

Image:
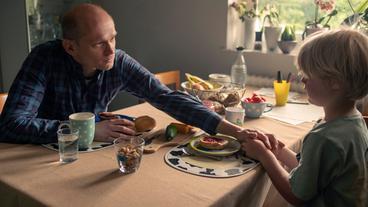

{"left": 0, "top": 103, "right": 316, "bottom": 207}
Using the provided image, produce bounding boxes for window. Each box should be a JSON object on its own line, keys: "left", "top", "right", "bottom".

{"left": 226, "top": 0, "right": 364, "bottom": 50}
{"left": 258, "top": 0, "right": 362, "bottom": 31}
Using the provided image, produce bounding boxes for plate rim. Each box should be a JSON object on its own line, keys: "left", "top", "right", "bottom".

{"left": 164, "top": 144, "right": 259, "bottom": 178}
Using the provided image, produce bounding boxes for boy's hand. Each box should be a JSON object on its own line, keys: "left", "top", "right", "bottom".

{"left": 265, "top": 133, "right": 285, "bottom": 150}
{"left": 237, "top": 129, "right": 282, "bottom": 150}
{"left": 241, "top": 138, "right": 272, "bottom": 161}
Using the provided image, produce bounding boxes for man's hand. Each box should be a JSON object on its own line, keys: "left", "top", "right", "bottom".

{"left": 215, "top": 119, "right": 282, "bottom": 150}
{"left": 236, "top": 129, "right": 281, "bottom": 151}
{"left": 94, "top": 119, "right": 135, "bottom": 142}
{"left": 99, "top": 112, "right": 127, "bottom": 120}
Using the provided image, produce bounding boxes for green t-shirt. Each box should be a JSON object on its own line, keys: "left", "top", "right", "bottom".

{"left": 289, "top": 115, "right": 368, "bottom": 207}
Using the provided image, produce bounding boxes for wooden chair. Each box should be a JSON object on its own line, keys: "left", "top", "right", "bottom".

{"left": 154, "top": 70, "right": 181, "bottom": 90}
{"left": 138, "top": 70, "right": 181, "bottom": 103}
{"left": 0, "top": 93, "right": 8, "bottom": 114}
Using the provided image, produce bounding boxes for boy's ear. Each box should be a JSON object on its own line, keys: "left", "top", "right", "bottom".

{"left": 62, "top": 39, "right": 77, "bottom": 56}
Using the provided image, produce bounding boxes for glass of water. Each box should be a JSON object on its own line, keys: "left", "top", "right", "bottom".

{"left": 57, "top": 127, "right": 79, "bottom": 163}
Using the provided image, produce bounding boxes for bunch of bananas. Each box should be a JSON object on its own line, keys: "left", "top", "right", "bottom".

{"left": 185, "top": 73, "right": 214, "bottom": 90}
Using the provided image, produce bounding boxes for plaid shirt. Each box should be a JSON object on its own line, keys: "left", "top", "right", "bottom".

{"left": 0, "top": 40, "right": 221, "bottom": 144}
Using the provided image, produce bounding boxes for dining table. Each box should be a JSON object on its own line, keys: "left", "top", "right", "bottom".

{"left": 0, "top": 93, "right": 321, "bottom": 207}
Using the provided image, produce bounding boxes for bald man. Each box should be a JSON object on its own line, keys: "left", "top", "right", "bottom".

{"left": 0, "top": 4, "right": 277, "bottom": 149}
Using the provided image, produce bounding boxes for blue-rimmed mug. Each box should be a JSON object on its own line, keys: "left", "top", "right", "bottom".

{"left": 241, "top": 102, "right": 272, "bottom": 118}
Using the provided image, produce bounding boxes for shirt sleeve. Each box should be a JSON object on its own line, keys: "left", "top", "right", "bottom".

{"left": 117, "top": 52, "right": 222, "bottom": 135}
{"left": 289, "top": 133, "right": 343, "bottom": 201}
{"left": 0, "top": 45, "right": 60, "bottom": 144}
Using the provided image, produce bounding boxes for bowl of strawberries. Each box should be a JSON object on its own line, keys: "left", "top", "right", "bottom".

{"left": 241, "top": 93, "right": 272, "bottom": 118}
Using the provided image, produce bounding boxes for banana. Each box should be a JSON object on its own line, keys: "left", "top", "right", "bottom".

{"left": 185, "top": 73, "right": 214, "bottom": 90}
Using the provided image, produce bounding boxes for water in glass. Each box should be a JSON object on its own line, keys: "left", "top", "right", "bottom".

{"left": 58, "top": 130, "right": 79, "bottom": 163}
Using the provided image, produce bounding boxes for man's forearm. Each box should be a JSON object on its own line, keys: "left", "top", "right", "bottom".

{"left": 0, "top": 115, "right": 59, "bottom": 144}
{"left": 215, "top": 118, "right": 243, "bottom": 138}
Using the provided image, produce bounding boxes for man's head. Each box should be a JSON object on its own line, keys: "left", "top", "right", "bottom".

{"left": 61, "top": 3, "right": 117, "bottom": 76}
{"left": 297, "top": 29, "right": 368, "bottom": 103}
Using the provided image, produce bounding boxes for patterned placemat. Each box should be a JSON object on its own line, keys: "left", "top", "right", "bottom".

{"left": 42, "top": 141, "right": 113, "bottom": 153}
{"left": 164, "top": 144, "right": 259, "bottom": 178}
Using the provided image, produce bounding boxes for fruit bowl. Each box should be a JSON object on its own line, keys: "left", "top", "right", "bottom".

{"left": 240, "top": 94, "right": 272, "bottom": 118}
{"left": 181, "top": 81, "right": 223, "bottom": 100}
{"left": 182, "top": 81, "right": 246, "bottom": 115}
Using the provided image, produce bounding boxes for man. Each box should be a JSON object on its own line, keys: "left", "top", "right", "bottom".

{"left": 0, "top": 3, "right": 276, "bottom": 149}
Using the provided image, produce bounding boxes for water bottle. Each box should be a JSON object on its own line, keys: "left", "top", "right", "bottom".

{"left": 231, "top": 47, "right": 247, "bottom": 87}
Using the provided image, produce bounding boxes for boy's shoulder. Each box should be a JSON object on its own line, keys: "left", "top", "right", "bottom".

{"left": 306, "top": 115, "right": 368, "bottom": 151}
{"left": 310, "top": 115, "right": 366, "bottom": 136}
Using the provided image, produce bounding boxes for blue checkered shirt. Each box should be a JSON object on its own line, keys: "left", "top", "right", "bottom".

{"left": 0, "top": 40, "right": 221, "bottom": 144}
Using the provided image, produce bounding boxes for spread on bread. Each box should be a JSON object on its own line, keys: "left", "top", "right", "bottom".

{"left": 199, "top": 136, "right": 229, "bottom": 150}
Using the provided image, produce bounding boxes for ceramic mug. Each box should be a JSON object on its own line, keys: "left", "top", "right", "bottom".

{"left": 225, "top": 107, "right": 245, "bottom": 126}
{"left": 241, "top": 102, "right": 272, "bottom": 118}
{"left": 61, "top": 112, "right": 95, "bottom": 149}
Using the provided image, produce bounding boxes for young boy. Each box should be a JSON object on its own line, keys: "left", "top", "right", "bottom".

{"left": 242, "top": 29, "right": 368, "bottom": 206}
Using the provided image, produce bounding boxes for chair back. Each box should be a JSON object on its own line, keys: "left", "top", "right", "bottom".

{"left": 138, "top": 70, "right": 181, "bottom": 104}
{"left": 154, "top": 70, "right": 180, "bottom": 90}
{"left": 0, "top": 93, "right": 8, "bottom": 114}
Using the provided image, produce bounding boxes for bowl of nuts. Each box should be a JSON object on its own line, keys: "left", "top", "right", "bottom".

{"left": 114, "top": 136, "right": 145, "bottom": 174}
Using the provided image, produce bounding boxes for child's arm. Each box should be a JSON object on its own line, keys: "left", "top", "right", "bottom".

{"left": 272, "top": 145, "right": 299, "bottom": 170}
{"left": 242, "top": 139, "right": 304, "bottom": 206}
{"left": 265, "top": 134, "right": 299, "bottom": 170}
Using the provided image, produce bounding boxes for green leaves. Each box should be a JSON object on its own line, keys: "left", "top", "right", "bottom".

{"left": 305, "top": 9, "right": 337, "bottom": 29}
{"left": 281, "top": 25, "right": 296, "bottom": 41}
{"left": 357, "top": 0, "right": 368, "bottom": 13}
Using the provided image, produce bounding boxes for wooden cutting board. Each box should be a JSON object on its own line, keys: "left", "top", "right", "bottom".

{"left": 142, "top": 128, "right": 198, "bottom": 153}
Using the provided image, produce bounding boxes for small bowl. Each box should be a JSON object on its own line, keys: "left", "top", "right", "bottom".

{"left": 277, "top": 41, "right": 298, "bottom": 54}
{"left": 241, "top": 102, "right": 272, "bottom": 118}
{"left": 181, "top": 81, "right": 223, "bottom": 100}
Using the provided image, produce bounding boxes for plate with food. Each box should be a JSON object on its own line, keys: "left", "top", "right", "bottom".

{"left": 189, "top": 135, "right": 241, "bottom": 157}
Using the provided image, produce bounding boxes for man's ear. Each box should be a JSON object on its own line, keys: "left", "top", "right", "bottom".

{"left": 62, "top": 39, "right": 77, "bottom": 56}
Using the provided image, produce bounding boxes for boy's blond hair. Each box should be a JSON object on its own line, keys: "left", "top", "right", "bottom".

{"left": 297, "top": 29, "right": 368, "bottom": 100}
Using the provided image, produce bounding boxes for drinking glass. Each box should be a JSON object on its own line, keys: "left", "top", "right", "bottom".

{"left": 114, "top": 136, "right": 145, "bottom": 174}
{"left": 57, "top": 128, "right": 79, "bottom": 163}
{"left": 273, "top": 80, "right": 291, "bottom": 106}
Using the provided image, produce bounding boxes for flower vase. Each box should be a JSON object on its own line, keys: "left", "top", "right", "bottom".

{"left": 264, "top": 26, "right": 282, "bottom": 52}
{"left": 243, "top": 17, "right": 256, "bottom": 50}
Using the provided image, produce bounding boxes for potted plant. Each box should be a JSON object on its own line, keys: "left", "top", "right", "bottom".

{"left": 303, "top": 0, "right": 338, "bottom": 38}
{"left": 343, "top": 0, "right": 368, "bottom": 35}
{"left": 230, "top": 1, "right": 258, "bottom": 50}
{"left": 261, "top": 4, "right": 282, "bottom": 51}
{"left": 277, "top": 25, "right": 298, "bottom": 54}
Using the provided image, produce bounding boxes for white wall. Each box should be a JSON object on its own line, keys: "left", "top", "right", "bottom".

{"left": 0, "top": 0, "right": 297, "bottom": 110}
{"left": 97, "top": 0, "right": 297, "bottom": 110}
{"left": 0, "top": 1, "right": 29, "bottom": 92}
